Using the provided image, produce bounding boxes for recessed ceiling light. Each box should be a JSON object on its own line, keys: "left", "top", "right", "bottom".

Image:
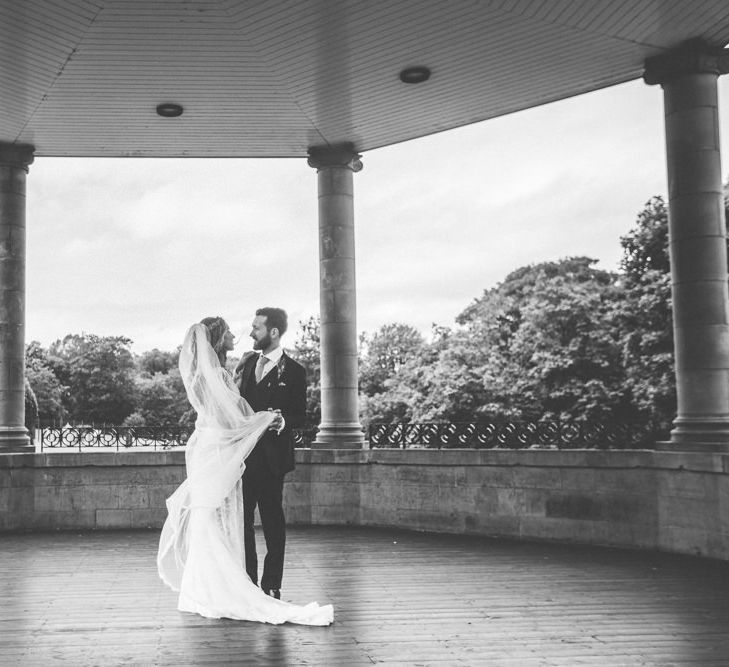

{"left": 156, "top": 103, "right": 184, "bottom": 118}
{"left": 399, "top": 66, "right": 431, "bottom": 84}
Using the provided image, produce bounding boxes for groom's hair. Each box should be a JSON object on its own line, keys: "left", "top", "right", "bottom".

{"left": 256, "top": 307, "right": 288, "bottom": 336}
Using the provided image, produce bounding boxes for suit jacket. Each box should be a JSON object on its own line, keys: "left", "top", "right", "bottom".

{"left": 235, "top": 350, "right": 306, "bottom": 476}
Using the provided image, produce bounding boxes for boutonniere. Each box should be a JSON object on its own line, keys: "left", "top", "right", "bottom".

{"left": 276, "top": 355, "right": 287, "bottom": 377}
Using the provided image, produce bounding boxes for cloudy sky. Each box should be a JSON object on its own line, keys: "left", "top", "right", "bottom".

{"left": 26, "top": 77, "right": 729, "bottom": 354}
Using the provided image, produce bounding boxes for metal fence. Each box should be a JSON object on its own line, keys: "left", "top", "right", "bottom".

{"left": 367, "top": 421, "right": 657, "bottom": 450}
{"left": 37, "top": 421, "right": 657, "bottom": 452}
{"left": 39, "top": 425, "right": 319, "bottom": 451}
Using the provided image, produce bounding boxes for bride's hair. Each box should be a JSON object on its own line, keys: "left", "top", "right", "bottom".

{"left": 200, "top": 316, "right": 229, "bottom": 365}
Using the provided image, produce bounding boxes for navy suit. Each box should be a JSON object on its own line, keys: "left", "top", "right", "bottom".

{"left": 236, "top": 351, "right": 306, "bottom": 590}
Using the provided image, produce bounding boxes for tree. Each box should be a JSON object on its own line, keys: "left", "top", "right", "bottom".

{"left": 25, "top": 341, "right": 66, "bottom": 424}
{"left": 138, "top": 348, "right": 179, "bottom": 375}
{"left": 359, "top": 323, "right": 425, "bottom": 396}
{"left": 48, "top": 333, "right": 138, "bottom": 424}
{"left": 358, "top": 323, "right": 427, "bottom": 425}
{"left": 127, "top": 345, "right": 190, "bottom": 427}
{"left": 620, "top": 196, "right": 669, "bottom": 280}
{"left": 362, "top": 324, "right": 453, "bottom": 424}
{"left": 616, "top": 197, "right": 676, "bottom": 439}
{"left": 292, "top": 316, "right": 321, "bottom": 425}
{"left": 362, "top": 258, "right": 627, "bottom": 426}
{"left": 123, "top": 369, "right": 189, "bottom": 428}
{"left": 617, "top": 270, "right": 674, "bottom": 439}
{"left": 450, "top": 257, "right": 628, "bottom": 424}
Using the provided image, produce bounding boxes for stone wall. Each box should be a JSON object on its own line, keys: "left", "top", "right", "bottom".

{"left": 1, "top": 448, "right": 727, "bottom": 560}
{"left": 0, "top": 452, "right": 184, "bottom": 530}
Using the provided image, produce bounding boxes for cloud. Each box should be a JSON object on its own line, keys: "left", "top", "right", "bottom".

{"left": 24, "top": 78, "right": 729, "bottom": 351}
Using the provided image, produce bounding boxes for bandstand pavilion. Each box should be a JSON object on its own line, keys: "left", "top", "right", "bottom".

{"left": 1, "top": 2, "right": 729, "bottom": 663}
{"left": 2, "top": 0, "right": 729, "bottom": 454}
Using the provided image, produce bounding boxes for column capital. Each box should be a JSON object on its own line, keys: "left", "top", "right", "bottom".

{"left": 0, "top": 143, "right": 35, "bottom": 172}
{"left": 644, "top": 39, "right": 729, "bottom": 86}
{"left": 307, "top": 143, "right": 363, "bottom": 172}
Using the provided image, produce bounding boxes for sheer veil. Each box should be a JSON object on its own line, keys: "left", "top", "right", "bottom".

{"left": 178, "top": 322, "right": 259, "bottom": 430}
{"left": 157, "top": 323, "right": 274, "bottom": 591}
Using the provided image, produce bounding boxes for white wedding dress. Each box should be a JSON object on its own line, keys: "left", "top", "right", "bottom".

{"left": 157, "top": 324, "right": 333, "bottom": 626}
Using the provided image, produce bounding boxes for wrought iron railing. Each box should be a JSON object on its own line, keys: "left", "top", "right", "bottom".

{"left": 39, "top": 425, "right": 318, "bottom": 451}
{"left": 37, "top": 422, "right": 655, "bottom": 451}
{"left": 367, "top": 421, "right": 656, "bottom": 450}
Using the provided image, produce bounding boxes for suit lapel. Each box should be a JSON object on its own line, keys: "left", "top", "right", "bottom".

{"left": 240, "top": 351, "right": 287, "bottom": 402}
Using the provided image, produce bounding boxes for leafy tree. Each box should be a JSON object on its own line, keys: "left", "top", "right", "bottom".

{"left": 123, "top": 369, "right": 189, "bottom": 428}
{"left": 359, "top": 323, "right": 425, "bottom": 396}
{"left": 25, "top": 341, "right": 67, "bottom": 423}
{"left": 138, "top": 348, "right": 179, "bottom": 375}
{"left": 127, "top": 345, "right": 190, "bottom": 427}
{"left": 507, "top": 267, "right": 628, "bottom": 422}
{"left": 450, "top": 257, "right": 628, "bottom": 423}
{"left": 620, "top": 196, "right": 669, "bottom": 280}
{"left": 358, "top": 323, "right": 428, "bottom": 425}
{"left": 617, "top": 269, "right": 674, "bottom": 439}
{"left": 362, "top": 324, "right": 453, "bottom": 424}
{"left": 48, "top": 333, "right": 137, "bottom": 424}
{"left": 292, "top": 316, "right": 321, "bottom": 425}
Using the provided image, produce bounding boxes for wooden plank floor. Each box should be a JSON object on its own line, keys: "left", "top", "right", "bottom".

{"left": 1, "top": 526, "right": 728, "bottom": 666}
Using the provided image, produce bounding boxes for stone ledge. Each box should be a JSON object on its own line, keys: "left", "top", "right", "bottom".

{"left": 1, "top": 448, "right": 726, "bottom": 474}
{"left": 296, "top": 448, "right": 729, "bottom": 473}
{"left": 0, "top": 451, "right": 186, "bottom": 468}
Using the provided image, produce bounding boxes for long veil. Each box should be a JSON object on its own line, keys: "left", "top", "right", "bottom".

{"left": 157, "top": 323, "right": 274, "bottom": 591}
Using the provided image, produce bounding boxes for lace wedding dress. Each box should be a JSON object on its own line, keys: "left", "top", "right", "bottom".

{"left": 157, "top": 323, "right": 333, "bottom": 625}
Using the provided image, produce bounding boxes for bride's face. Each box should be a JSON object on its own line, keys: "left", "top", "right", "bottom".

{"left": 221, "top": 328, "right": 235, "bottom": 352}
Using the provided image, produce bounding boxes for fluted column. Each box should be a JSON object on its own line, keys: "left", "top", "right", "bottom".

{"left": 307, "top": 143, "right": 365, "bottom": 448}
{"left": 0, "top": 143, "right": 34, "bottom": 452}
{"left": 645, "top": 40, "right": 729, "bottom": 451}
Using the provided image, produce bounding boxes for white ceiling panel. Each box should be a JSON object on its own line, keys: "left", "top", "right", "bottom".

{"left": 1, "top": 0, "right": 728, "bottom": 157}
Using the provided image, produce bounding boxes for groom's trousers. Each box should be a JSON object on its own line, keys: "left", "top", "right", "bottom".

{"left": 242, "top": 462, "right": 286, "bottom": 591}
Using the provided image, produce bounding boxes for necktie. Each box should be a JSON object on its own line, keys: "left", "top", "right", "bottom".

{"left": 255, "top": 355, "right": 268, "bottom": 383}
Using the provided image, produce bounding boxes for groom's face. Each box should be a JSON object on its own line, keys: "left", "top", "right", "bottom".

{"left": 251, "top": 315, "right": 272, "bottom": 351}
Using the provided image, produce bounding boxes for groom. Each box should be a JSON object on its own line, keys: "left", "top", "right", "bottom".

{"left": 235, "top": 307, "right": 306, "bottom": 599}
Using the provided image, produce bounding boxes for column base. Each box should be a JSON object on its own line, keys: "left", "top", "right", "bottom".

{"left": 656, "top": 440, "right": 729, "bottom": 453}
{"left": 312, "top": 422, "right": 367, "bottom": 449}
{"left": 657, "top": 417, "right": 729, "bottom": 452}
{"left": 0, "top": 426, "right": 33, "bottom": 452}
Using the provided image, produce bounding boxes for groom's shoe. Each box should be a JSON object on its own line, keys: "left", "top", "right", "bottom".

{"left": 264, "top": 589, "right": 281, "bottom": 600}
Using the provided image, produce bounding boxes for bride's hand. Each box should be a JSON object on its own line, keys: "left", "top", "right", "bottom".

{"left": 267, "top": 409, "right": 283, "bottom": 432}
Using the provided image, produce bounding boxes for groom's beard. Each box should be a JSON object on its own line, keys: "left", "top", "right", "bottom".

{"left": 252, "top": 332, "right": 272, "bottom": 351}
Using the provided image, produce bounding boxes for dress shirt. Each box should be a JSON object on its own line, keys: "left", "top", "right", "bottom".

{"left": 258, "top": 346, "right": 283, "bottom": 380}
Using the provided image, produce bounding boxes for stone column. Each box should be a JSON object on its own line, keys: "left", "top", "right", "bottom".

{"left": 645, "top": 40, "right": 729, "bottom": 451}
{"left": 0, "top": 143, "right": 34, "bottom": 452}
{"left": 307, "top": 143, "right": 365, "bottom": 448}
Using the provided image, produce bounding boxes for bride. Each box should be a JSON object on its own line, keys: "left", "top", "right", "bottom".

{"left": 157, "top": 317, "right": 333, "bottom": 626}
